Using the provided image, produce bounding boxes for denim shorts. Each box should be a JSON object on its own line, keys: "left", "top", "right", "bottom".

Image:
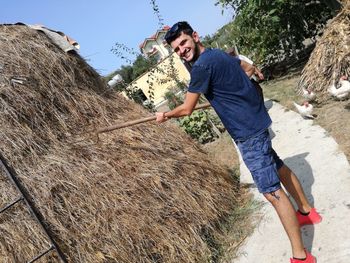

{"left": 235, "top": 130, "right": 284, "bottom": 193}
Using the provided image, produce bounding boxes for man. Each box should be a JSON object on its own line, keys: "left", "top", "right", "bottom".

{"left": 155, "top": 21, "right": 321, "bottom": 263}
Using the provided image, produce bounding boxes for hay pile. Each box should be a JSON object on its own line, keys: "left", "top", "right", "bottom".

{"left": 298, "top": 2, "right": 350, "bottom": 101}
{"left": 0, "top": 25, "right": 239, "bottom": 262}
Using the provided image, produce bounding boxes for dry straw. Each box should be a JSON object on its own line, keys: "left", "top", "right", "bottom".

{"left": 298, "top": 2, "right": 350, "bottom": 101}
{"left": 0, "top": 25, "right": 239, "bottom": 262}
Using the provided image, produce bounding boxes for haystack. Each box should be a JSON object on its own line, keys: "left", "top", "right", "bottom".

{"left": 297, "top": 2, "right": 350, "bottom": 101}
{"left": 0, "top": 25, "right": 239, "bottom": 262}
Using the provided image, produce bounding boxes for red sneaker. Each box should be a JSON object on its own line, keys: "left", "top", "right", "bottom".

{"left": 296, "top": 208, "right": 322, "bottom": 226}
{"left": 290, "top": 249, "right": 316, "bottom": 263}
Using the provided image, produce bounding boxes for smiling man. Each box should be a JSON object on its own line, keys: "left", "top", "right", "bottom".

{"left": 155, "top": 21, "right": 321, "bottom": 263}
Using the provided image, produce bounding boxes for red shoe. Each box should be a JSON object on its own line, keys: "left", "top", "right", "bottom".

{"left": 290, "top": 249, "right": 316, "bottom": 263}
{"left": 296, "top": 208, "right": 322, "bottom": 226}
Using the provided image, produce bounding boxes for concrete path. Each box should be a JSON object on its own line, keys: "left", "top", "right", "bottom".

{"left": 234, "top": 100, "right": 350, "bottom": 263}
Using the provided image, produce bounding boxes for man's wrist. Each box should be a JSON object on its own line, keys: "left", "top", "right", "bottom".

{"left": 163, "top": 112, "right": 170, "bottom": 119}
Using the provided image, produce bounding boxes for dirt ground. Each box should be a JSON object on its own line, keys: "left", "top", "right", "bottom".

{"left": 262, "top": 72, "right": 350, "bottom": 162}
{"left": 203, "top": 71, "right": 350, "bottom": 169}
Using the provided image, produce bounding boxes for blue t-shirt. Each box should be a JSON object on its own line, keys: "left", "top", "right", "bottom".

{"left": 188, "top": 48, "right": 271, "bottom": 140}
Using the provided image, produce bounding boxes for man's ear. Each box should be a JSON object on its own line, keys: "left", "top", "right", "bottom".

{"left": 192, "top": 31, "right": 200, "bottom": 42}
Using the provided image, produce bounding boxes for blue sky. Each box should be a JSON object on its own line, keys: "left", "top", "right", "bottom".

{"left": 1, "top": 1, "right": 233, "bottom": 76}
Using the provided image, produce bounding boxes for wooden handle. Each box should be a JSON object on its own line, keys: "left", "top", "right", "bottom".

{"left": 96, "top": 102, "right": 211, "bottom": 134}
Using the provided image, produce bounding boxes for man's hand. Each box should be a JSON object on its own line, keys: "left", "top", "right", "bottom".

{"left": 240, "top": 60, "right": 255, "bottom": 78}
{"left": 256, "top": 70, "right": 264, "bottom": 81}
{"left": 155, "top": 112, "right": 168, "bottom": 123}
{"left": 155, "top": 92, "right": 201, "bottom": 124}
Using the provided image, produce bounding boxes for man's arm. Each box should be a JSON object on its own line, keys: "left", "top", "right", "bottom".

{"left": 155, "top": 92, "right": 201, "bottom": 123}
{"left": 240, "top": 60, "right": 255, "bottom": 78}
{"left": 254, "top": 66, "right": 264, "bottom": 81}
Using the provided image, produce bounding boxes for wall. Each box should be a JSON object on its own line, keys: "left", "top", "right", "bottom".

{"left": 128, "top": 53, "right": 190, "bottom": 107}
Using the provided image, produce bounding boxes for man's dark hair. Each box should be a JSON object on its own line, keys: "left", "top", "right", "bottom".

{"left": 164, "top": 21, "right": 194, "bottom": 45}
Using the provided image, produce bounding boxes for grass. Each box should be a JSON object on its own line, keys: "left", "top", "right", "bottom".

{"left": 262, "top": 71, "right": 350, "bottom": 161}
{"left": 201, "top": 183, "right": 264, "bottom": 263}
{"left": 214, "top": 194, "right": 264, "bottom": 263}
{"left": 202, "top": 129, "right": 262, "bottom": 262}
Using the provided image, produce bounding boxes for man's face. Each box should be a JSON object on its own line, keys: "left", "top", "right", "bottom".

{"left": 170, "top": 31, "right": 200, "bottom": 63}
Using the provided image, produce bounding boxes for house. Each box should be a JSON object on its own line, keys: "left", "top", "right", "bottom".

{"left": 128, "top": 52, "right": 190, "bottom": 108}
{"left": 139, "top": 25, "right": 172, "bottom": 62}
{"left": 128, "top": 26, "right": 190, "bottom": 109}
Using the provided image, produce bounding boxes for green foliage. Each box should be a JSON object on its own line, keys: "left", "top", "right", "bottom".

{"left": 132, "top": 55, "right": 158, "bottom": 79}
{"left": 216, "top": 0, "right": 340, "bottom": 15}
{"left": 320, "top": 0, "right": 342, "bottom": 14}
{"left": 109, "top": 50, "right": 158, "bottom": 88}
{"left": 179, "top": 110, "right": 218, "bottom": 144}
{"left": 207, "top": 110, "right": 226, "bottom": 133}
{"left": 164, "top": 89, "right": 183, "bottom": 110}
{"left": 213, "top": 0, "right": 334, "bottom": 64}
{"left": 108, "top": 46, "right": 158, "bottom": 108}
{"left": 215, "top": 0, "right": 248, "bottom": 14}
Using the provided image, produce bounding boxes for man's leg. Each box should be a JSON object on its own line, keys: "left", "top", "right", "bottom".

{"left": 236, "top": 131, "right": 308, "bottom": 259}
{"left": 263, "top": 189, "right": 306, "bottom": 259}
{"left": 237, "top": 131, "right": 317, "bottom": 260}
{"left": 272, "top": 151, "right": 322, "bottom": 227}
{"left": 277, "top": 164, "right": 311, "bottom": 213}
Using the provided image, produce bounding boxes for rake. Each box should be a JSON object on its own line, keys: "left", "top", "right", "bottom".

{"left": 73, "top": 102, "right": 211, "bottom": 143}
{"left": 96, "top": 102, "right": 211, "bottom": 134}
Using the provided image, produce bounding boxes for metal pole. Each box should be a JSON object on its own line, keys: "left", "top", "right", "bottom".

{"left": 0, "top": 153, "right": 68, "bottom": 263}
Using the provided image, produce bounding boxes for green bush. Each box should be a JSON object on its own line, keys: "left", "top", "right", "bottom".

{"left": 179, "top": 110, "right": 218, "bottom": 144}
{"left": 164, "top": 90, "right": 183, "bottom": 110}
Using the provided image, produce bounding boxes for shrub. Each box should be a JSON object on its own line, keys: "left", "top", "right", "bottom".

{"left": 179, "top": 110, "right": 218, "bottom": 144}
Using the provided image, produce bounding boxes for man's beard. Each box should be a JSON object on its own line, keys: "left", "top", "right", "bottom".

{"left": 189, "top": 43, "right": 200, "bottom": 64}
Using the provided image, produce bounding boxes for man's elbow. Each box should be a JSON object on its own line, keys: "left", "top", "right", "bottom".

{"left": 183, "top": 108, "right": 194, "bottom": 116}
{"left": 181, "top": 104, "right": 194, "bottom": 116}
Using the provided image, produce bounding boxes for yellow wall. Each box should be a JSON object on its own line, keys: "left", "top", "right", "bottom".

{"left": 128, "top": 53, "right": 190, "bottom": 106}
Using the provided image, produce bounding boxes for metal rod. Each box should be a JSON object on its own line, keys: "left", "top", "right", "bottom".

{"left": 27, "top": 245, "right": 55, "bottom": 263}
{"left": 0, "top": 196, "right": 23, "bottom": 214}
{"left": 0, "top": 153, "right": 68, "bottom": 263}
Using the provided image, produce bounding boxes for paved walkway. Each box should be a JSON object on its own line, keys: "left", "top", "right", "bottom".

{"left": 234, "top": 100, "right": 350, "bottom": 263}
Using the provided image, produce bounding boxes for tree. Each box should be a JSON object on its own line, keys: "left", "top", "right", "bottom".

{"left": 215, "top": 0, "right": 334, "bottom": 64}
{"left": 216, "top": 0, "right": 341, "bottom": 14}
{"left": 320, "top": 0, "right": 342, "bottom": 14}
{"left": 131, "top": 55, "right": 158, "bottom": 80}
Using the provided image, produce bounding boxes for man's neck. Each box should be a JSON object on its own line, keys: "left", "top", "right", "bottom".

{"left": 199, "top": 44, "right": 206, "bottom": 54}
{"left": 190, "top": 45, "right": 206, "bottom": 65}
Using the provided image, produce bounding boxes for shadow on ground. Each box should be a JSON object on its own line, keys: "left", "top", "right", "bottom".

{"left": 283, "top": 152, "right": 316, "bottom": 252}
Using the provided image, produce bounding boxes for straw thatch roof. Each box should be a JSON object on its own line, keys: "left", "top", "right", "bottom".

{"left": 298, "top": 2, "right": 350, "bottom": 101}
{"left": 0, "top": 25, "right": 238, "bottom": 262}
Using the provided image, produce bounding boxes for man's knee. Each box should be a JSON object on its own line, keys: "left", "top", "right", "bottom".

{"left": 277, "top": 164, "right": 292, "bottom": 177}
